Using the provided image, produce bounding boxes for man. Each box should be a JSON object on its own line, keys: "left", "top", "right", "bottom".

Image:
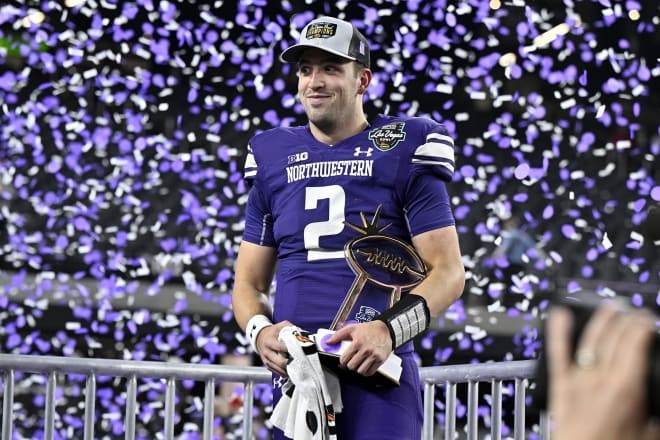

{"left": 232, "top": 16, "right": 465, "bottom": 439}
{"left": 490, "top": 213, "right": 542, "bottom": 306}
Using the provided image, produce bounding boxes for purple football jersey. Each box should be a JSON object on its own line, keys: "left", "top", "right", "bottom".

{"left": 242, "top": 115, "right": 455, "bottom": 340}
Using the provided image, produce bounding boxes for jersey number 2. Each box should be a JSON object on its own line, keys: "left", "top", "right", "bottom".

{"left": 304, "top": 185, "right": 346, "bottom": 261}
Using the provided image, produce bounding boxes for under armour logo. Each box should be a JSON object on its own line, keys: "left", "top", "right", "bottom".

{"left": 354, "top": 147, "right": 373, "bottom": 157}
{"left": 273, "top": 377, "right": 286, "bottom": 389}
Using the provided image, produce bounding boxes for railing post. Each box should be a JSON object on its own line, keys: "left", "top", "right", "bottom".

{"left": 242, "top": 381, "right": 255, "bottom": 440}
{"left": 422, "top": 382, "right": 435, "bottom": 440}
{"left": 44, "top": 372, "right": 57, "bottom": 440}
{"left": 490, "top": 379, "right": 502, "bottom": 440}
{"left": 125, "top": 375, "right": 137, "bottom": 440}
{"left": 2, "top": 370, "right": 14, "bottom": 440}
{"left": 84, "top": 374, "right": 96, "bottom": 440}
{"left": 164, "top": 377, "right": 176, "bottom": 440}
{"left": 514, "top": 378, "right": 526, "bottom": 440}
{"left": 203, "top": 378, "right": 215, "bottom": 440}
{"left": 445, "top": 381, "right": 456, "bottom": 440}
{"left": 467, "top": 380, "right": 479, "bottom": 439}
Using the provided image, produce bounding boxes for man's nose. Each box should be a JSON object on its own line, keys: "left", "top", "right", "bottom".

{"left": 308, "top": 68, "right": 324, "bottom": 88}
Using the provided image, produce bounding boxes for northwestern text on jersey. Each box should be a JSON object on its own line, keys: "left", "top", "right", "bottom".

{"left": 286, "top": 159, "right": 374, "bottom": 183}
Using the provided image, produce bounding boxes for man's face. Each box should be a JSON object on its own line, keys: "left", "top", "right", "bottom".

{"left": 297, "top": 48, "right": 365, "bottom": 132}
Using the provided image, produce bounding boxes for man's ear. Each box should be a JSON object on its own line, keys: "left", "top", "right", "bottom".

{"left": 357, "top": 68, "right": 372, "bottom": 95}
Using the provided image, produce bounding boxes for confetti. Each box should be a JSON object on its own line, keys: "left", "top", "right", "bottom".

{"left": 0, "top": 1, "right": 658, "bottom": 436}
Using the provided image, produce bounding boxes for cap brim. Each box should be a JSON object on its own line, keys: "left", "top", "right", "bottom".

{"left": 280, "top": 43, "right": 356, "bottom": 64}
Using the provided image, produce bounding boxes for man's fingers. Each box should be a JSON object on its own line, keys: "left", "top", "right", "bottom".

{"left": 574, "top": 305, "right": 618, "bottom": 367}
{"left": 357, "top": 356, "right": 379, "bottom": 376}
{"left": 263, "top": 349, "right": 289, "bottom": 377}
{"left": 612, "top": 312, "right": 655, "bottom": 376}
{"left": 326, "top": 325, "right": 354, "bottom": 344}
{"left": 546, "top": 306, "right": 573, "bottom": 381}
{"left": 257, "top": 320, "right": 296, "bottom": 377}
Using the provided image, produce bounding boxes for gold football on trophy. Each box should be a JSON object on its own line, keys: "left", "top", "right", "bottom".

{"left": 345, "top": 234, "right": 426, "bottom": 289}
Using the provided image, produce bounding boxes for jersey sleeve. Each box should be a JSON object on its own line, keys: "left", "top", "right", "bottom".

{"left": 404, "top": 118, "right": 456, "bottom": 236}
{"left": 241, "top": 183, "right": 276, "bottom": 247}
{"left": 243, "top": 142, "right": 258, "bottom": 186}
{"left": 404, "top": 174, "right": 455, "bottom": 236}
{"left": 411, "top": 122, "right": 455, "bottom": 182}
{"left": 241, "top": 136, "right": 275, "bottom": 247}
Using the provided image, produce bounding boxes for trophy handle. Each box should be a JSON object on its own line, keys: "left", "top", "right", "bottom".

{"left": 389, "top": 286, "right": 402, "bottom": 308}
{"left": 330, "top": 273, "right": 369, "bottom": 330}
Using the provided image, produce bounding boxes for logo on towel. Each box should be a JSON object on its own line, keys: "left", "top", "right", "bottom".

{"left": 294, "top": 330, "right": 314, "bottom": 345}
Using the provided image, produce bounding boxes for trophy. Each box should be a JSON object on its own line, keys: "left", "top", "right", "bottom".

{"left": 330, "top": 205, "right": 427, "bottom": 330}
{"left": 313, "top": 206, "right": 427, "bottom": 387}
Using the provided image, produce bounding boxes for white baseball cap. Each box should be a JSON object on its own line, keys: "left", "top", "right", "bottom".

{"left": 280, "top": 16, "right": 371, "bottom": 68}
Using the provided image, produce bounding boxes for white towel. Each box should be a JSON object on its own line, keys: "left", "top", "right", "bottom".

{"left": 270, "top": 326, "right": 342, "bottom": 440}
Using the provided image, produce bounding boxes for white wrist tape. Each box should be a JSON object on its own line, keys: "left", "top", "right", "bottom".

{"left": 246, "top": 314, "right": 272, "bottom": 354}
{"left": 377, "top": 294, "right": 430, "bottom": 350}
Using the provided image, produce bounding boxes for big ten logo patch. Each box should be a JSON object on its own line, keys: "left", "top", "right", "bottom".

{"left": 306, "top": 23, "right": 337, "bottom": 39}
{"left": 287, "top": 151, "right": 309, "bottom": 164}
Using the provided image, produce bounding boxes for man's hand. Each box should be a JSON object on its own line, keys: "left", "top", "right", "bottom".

{"left": 326, "top": 320, "right": 393, "bottom": 376}
{"left": 548, "top": 305, "right": 657, "bottom": 440}
{"left": 255, "top": 320, "right": 293, "bottom": 378}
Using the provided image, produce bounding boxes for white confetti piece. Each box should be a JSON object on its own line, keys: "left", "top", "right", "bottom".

{"left": 435, "top": 83, "right": 453, "bottom": 94}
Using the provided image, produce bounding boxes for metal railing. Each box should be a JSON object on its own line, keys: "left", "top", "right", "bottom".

{"left": 420, "top": 360, "right": 547, "bottom": 440}
{"left": 1, "top": 353, "right": 546, "bottom": 440}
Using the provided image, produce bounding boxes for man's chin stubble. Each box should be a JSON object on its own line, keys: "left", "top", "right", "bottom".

{"left": 308, "top": 114, "right": 337, "bottom": 133}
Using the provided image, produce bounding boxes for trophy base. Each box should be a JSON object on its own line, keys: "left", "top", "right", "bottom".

{"left": 313, "top": 328, "right": 402, "bottom": 388}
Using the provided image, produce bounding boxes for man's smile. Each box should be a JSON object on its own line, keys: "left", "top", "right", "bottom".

{"left": 305, "top": 94, "right": 332, "bottom": 106}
